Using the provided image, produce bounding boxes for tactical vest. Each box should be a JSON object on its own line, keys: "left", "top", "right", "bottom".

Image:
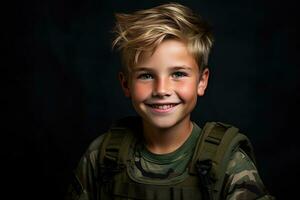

{"left": 97, "top": 117, "right": 256, "bottom": 200}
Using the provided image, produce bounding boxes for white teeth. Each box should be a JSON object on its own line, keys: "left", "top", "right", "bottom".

{"left": 150, "top": 104, "right": 176, "bottom": 110}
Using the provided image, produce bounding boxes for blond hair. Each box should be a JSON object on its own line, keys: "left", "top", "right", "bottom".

{"left": 112, "top": 3, "right": 214, "bottom": 75}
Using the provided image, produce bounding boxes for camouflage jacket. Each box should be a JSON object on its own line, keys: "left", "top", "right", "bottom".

{"left": 65, "top": 122, "right": 275, "bottom": 200}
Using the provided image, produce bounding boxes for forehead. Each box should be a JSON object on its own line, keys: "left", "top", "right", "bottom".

{"left": 132, "top": 39, "right": 198, "bottom": 71}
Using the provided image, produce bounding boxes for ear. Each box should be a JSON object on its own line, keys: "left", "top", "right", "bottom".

{"left": 118, "top": 72, "right": 131, "bottom": 97}
{"left": 197, "top": 68, "right": 209, "bottom": 96}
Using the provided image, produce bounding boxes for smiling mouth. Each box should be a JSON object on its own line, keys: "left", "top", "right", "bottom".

{"left": 146, "top": 103, "right": 180, "bottom": 110}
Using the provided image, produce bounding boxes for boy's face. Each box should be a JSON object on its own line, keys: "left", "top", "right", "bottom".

{"left": 120, "top": 39, "right": 209, "bottom": 129}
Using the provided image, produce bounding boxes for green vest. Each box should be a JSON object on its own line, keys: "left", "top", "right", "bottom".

{"left": 97, "top": 117, "right": 256, "bottom": 200}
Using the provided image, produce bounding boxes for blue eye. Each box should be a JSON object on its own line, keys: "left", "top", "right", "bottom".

{"left": 138, "top": 73, "right": 153, "bottom": 80}
{"left": 172, "top": 71, "right": 187, "bottom": 78}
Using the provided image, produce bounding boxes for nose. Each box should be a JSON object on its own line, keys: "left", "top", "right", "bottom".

{"left": 152, "top": 77, "right": 172, "bottom": 97}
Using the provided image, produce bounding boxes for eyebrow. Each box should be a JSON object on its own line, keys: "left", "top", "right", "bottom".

{"left": 132, "top": 67, "right": 154, "bottom": 72}
{"left": 132, "top": 65, "right": 193, "bottom": 72}
{"left": 171, "top": 66, "right": 193, "bottom": 71}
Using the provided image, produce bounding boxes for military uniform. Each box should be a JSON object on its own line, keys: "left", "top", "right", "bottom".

{"left": 65, "top": 119, "right": 274, "bottom": 200}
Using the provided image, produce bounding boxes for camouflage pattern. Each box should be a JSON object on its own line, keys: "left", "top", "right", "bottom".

{"left": 223, "top": 150, "right": 275, "bottom": 200}
{"left": 65, "top": 128, "right": 275, "bottom": 200}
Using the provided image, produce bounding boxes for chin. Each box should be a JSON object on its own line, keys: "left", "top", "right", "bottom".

{"left": 143, "top": 115, "right": 181, "bottom": 130}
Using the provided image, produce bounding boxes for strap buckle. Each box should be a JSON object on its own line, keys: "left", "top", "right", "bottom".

{"left": 196, "top": 159, "right": 215, "bottom": 200}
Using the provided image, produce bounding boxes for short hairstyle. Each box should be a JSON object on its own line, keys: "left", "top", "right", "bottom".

{"left": 112, "top": 3, "right": 214, "bottom": 75}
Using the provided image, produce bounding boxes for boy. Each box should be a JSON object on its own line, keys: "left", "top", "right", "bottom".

{"left": 66, "top": 3, "right": 274, "bottom": 200}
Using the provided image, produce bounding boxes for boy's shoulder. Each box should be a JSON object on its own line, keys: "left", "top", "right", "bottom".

{"left": 84, "top": 116, "right": 142, "bottom": 157}
{"left": 224, "top": 149, "right": 274, "bottom": 199}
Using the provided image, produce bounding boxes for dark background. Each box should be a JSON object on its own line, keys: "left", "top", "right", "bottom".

{"left": 6, "top": 0, "right": 299, "bottom": 199}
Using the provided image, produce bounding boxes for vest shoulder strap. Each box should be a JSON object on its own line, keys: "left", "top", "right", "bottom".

{"left": 99, "top": 117, "right": 140, "bottom": 164}
{"left": 189, "top": 121, "right": 256, "bottom": 200}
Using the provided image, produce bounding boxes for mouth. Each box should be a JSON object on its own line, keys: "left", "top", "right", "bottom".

{"left": 145, "top": 103, "right": 180, "bottom": 113}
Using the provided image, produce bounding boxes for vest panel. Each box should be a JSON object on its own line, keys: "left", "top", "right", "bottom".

{"left": 100, "top": 168, "right": 203, "bottom": 200}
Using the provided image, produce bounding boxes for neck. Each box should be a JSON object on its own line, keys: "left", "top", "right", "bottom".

{"left": 142, "top": 117, "right": 193, "bottom": 154}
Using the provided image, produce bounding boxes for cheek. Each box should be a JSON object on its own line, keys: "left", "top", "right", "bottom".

{"left": 131, "top": 82, "right": 152, "bottom": 101}
{"left": 175, "top": 81, "right": 198, "bottom": 100}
